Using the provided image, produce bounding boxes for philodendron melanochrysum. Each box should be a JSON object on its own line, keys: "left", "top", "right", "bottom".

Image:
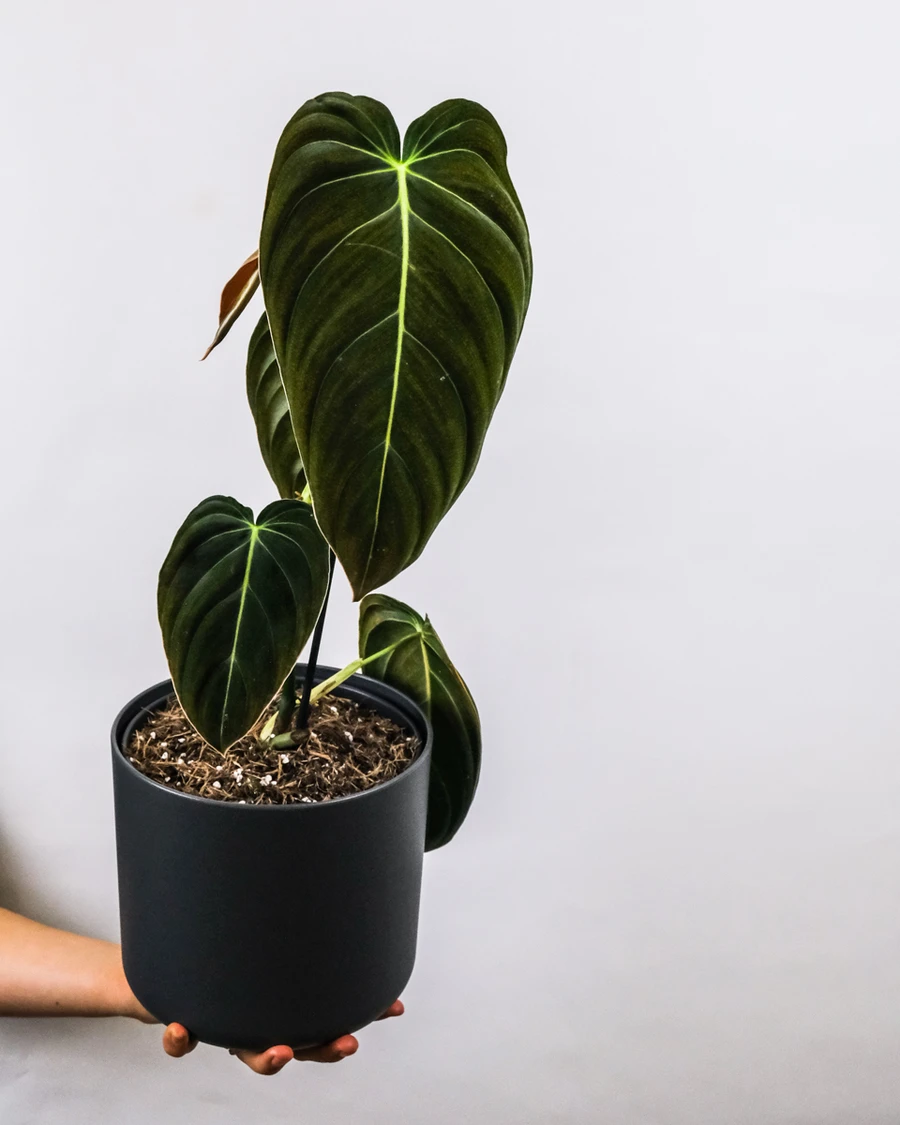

{"left": 259, "top": 93, "right": 532, "bottom": 599}
{"left": 158, "top": 497, "right": 329, "bottom": 750}
{"left": 309, "top": 594, "right": 481, "bottom": 850}
{"left": 160, "top": 91, "right": 531, "bottom": 847}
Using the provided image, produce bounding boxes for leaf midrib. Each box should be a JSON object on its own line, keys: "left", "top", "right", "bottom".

{"left": 359, "top": 163, "right": 409, "bottom": 590}
{"left": 220, "top": 523, "right": 259, "bottom": 744}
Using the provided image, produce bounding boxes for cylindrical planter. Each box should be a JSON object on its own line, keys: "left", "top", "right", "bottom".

{"left": 111, "top": 664, "right": 432, "bottom": 1051}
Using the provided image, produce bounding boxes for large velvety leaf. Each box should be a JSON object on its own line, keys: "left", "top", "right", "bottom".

{"left": 246, "top": 313, "right": 306, "bottom": 499}
{"left": 158, "top": 496, "right": 329, "bottom": 750}
{"left": 201, "top": 250, "right": 260, "bottom": 360}
{"left": 358, "top": 593, "right": 481, "bottom": 850}
{"left": 259, "top": 93, "right": 532, "bottom": 599}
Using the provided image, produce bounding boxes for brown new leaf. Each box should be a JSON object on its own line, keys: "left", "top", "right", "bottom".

{"left": 201, "top": 249, "right": 260, "bottom": 359}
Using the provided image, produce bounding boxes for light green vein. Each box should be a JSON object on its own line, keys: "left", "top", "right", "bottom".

{"left": 260, "top": 526, "right": 311, "bottom": 547}
{"left": 323, "top": 139, "right": 393, "bottom": 160}
{"left": 220, "top": 523, "right": 259, "bottom": 744}
{"left": 284, "top": 203, "right": 398, "bottom": 337}
{"left": 360, "top": 164, "right": 410, "bottom": 589}
{"left": 280, "top": 164, "right": 393, "bottom": 224}
{"left": 408, "top": 207, "right": 507, "bottom": 331}
{"left": 406, "top": 116, "right": 480, "bottom": 158}
{"left": 407, "top": 148, "right": 518, "bottom": 216}
{"left": 419, "top": 631, "right": 433, "bottom": 711}
{"left": 408, "top": 145, "right": 483, "bottom": 164}
{"left": 406, "top": 168, "right": 528, "bottom": 269}
{"left": 350, "top": 107, "right": 396, "bottom": 158}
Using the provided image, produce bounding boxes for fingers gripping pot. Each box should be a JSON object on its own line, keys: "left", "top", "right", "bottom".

{"left": 111, "top": 665, "right": 431, "bottom": 1051}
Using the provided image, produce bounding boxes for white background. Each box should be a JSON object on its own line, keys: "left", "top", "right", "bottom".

{"left": 2, "top": 1, "right": 900, "bottom": 1122}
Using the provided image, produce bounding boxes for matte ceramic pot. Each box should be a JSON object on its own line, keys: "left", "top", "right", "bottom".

{"left": 111, "top": 665, "right": 432, "bottom": 1051}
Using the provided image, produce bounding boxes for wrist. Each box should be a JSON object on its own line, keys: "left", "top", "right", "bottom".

{"left": 106, "top": 948, "right": 155, "bottom": 1023}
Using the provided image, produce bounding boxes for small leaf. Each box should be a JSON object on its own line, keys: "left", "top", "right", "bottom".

{"left": 201, "top": 250, "right": 260, "bottom": 359}
{"left": 246, "top": 313, "right": 306, "bottom": 499}
{"left": 359, "top": 593, "right": 481, "bottom": 850}
{"left": 259, "top": 93, "right": 532, "bottom": 598}
{"left": 158, "top": 495, "right": 330, "bottom": 750}
{"left": 258, "top": 711, "right": 278, "bottom": 743}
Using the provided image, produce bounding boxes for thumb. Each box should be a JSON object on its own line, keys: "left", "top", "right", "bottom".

{"left": 163, "top": 1024, "right": 198, "bottom": 1057}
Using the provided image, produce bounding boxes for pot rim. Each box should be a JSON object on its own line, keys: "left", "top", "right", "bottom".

{"left": 111, "top": 664, "right": 433, "bottom": 812}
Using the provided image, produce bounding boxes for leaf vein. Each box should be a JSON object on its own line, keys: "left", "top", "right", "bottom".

{"left": 281, "top": 204, "right": 398, "bottom": 342}
{"left": 406, "top": 170, "right": 528, "bottom": 277}
{"left": 219, "top": 526, "right": 258, "bottom": 744}
{"left": 407, "top": 118, "right": 481, "bottom": 158}
{"left": 407, "top": 208, "right": 506, "bottom": 336}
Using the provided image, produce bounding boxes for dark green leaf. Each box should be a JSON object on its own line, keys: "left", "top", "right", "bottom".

{"left": 201, "top": 250, "right": 260, "bottom": 360}
{"left": 246, "top": 313, "right": 306, "bottom": 499}
{"left": 359, "top": 593, "right": 481, "bottom": 850}
{"left": 158, "top": 495, "right": 329, "bottom": 750}
{"left": 260, "top": 93, "right": 532, "bottom": 598}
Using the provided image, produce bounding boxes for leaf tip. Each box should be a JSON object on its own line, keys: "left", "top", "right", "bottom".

{"left": 200, "top": 325, "right": 228, "bottom": 361}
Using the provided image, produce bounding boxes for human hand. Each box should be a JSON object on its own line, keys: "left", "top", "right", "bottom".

{"left": 161, "top": 1000, "right": 405, "bottom": 1076}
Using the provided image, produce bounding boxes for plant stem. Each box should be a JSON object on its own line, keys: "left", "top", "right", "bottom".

{"left": 307, "top": 640, "right": 399, "bottom": 706}
{"left": 269, "top": 728, "right": 304, "bottom": 751}
{"left": 295, "top": 550, "right": 336, "bottom": 730}
{"left": 269, "top": 640, "right": 399, "bottom": 751}
{"left": 273, "top": 672, "right": 297, "bottom": 735}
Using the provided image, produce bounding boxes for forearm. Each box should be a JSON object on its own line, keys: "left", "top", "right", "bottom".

{"left": 0, "top": 907, "right": 145, "bottom": 1020}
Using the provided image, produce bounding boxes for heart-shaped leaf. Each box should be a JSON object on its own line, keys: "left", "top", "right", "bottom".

{"left": 246, "top": 313, "right": 306, "bottom": 499}
{"left": 358, "top": 593, "right": 481, "bottom": 850}
{"left": 259, "top": 93, "right": 532, "bottom": 599}
{"left": 201, "top": 250, "right": 260, "bottom": 360}
{"left": 158, "top": 495, "right": 329, "bottom": 750}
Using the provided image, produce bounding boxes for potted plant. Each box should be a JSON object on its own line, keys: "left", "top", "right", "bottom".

{"left": 111, "top": 91, "right": 532, "bottom": 1052}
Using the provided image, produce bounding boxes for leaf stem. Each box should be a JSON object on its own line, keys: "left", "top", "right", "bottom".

{"left": 273, "top": 672, "right": 297, "bottom": 735}
{"left": 295, "top": 550, "right": 336, "bottom": 729}
{"left": 269, "top": 728, "right": 305, "bottom": 751}
{"left": 308, "top": 640, "right": 400, "bottom": 705}
{"left": 268, "top": 636, "right": 396, "bottom": 749}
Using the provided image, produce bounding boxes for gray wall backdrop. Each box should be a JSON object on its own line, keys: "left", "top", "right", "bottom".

{"left": 2, "top": 1, "right": 900, "bottom": 1122}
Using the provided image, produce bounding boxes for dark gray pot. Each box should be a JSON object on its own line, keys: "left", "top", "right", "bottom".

{"left": 111, "top": 665, "right": 431, "bottom": 1051}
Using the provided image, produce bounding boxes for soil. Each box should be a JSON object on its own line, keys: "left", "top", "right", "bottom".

{"left": 125, "top": 691, "right": 419, "bottom": 804}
